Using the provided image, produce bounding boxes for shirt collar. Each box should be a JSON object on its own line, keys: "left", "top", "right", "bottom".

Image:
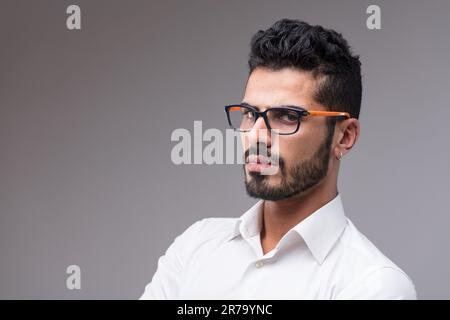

{"left": 227, "top": 193, "right": 348, "bottom": 265}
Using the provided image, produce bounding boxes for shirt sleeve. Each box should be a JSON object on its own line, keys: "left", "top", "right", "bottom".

{"left": 139, "top": 219, "right": 205, "bottom": 300}
{"left": 335, "top": 267, "right": 418, "bottom": 300}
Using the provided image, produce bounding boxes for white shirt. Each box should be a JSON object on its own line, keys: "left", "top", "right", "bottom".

{"left": 140, "top": 194, "right": 417, "bottom": 299}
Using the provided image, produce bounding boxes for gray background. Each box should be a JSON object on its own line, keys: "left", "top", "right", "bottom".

{"left": 1, "top": 0, "right": 449, "bottom": 299}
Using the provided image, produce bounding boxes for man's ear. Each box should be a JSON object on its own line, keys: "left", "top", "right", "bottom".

{"left": 333, "top": 118, "right": 360, "bottom": 159}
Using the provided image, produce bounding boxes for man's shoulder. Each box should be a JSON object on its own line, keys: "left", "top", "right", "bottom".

{"left": 338, "top": 219, "right": 405, "bottom": 268}
{"left": 332, "top": 219, "right": 417, "bottom": 299}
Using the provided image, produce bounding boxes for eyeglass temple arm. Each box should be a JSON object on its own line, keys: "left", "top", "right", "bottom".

{"left": 306, "top": 110, "right": 351, "bottom": 118}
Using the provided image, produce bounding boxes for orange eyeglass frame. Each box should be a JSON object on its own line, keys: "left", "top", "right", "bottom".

{"left": 305, "top": 110, "right": 351, "bottom": 118}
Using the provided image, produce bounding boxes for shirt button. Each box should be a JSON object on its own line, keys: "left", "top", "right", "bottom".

{"left": 255, "top": 261, "right": 264, "bottom": 268}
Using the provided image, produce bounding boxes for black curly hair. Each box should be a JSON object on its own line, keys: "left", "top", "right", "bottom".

{"left": 248, "top": 19, "right": 362, "bottom": 120}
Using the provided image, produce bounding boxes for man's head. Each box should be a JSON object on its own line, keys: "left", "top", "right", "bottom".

{"left": 241, "top": 19, "right": 361, "bottom": 201}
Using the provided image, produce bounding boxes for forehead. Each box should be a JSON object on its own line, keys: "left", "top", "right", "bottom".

{"left": 243, "top": 67, "right": 321, "bottom": 109}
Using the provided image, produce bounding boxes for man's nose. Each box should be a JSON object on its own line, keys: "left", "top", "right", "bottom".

{"left": 246, "top": 116, "right": 272, "bottom": 148}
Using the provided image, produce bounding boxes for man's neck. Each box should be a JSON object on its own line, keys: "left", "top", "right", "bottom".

{"left": 260, "top": 181, "right": 338, "bottom": 254}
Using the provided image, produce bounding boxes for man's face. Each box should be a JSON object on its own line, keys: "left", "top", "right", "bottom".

{"left": 241, "top": 67, "right": 335, "bottom": 201}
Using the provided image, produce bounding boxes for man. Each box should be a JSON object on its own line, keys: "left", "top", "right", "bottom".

{"left": 140, "top": 19, "right": 417, "bottom": 299}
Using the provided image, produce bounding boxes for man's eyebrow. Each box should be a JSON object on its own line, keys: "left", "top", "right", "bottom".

{"left": 241, "top": 101, "right": 306, "bottom": 111}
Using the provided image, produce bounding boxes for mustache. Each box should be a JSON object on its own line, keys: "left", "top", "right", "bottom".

{"left": 245, "top": 143, "right": 271, "bottom": 159}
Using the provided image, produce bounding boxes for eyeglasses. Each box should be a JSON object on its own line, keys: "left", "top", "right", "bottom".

{"left": 224, "top": 104, "right": 351, "bottom": 135}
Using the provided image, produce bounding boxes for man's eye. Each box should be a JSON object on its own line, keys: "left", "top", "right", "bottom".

{"left": 242, "top": 110, "right": 254, "bottom": 118}
{"left": 279, "top": 111, "right": 298, "bottom": 122}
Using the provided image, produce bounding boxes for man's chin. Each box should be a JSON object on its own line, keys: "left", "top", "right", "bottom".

{"left": 245, "top": 174, "right": 283, "bottom": 193}
{"left": 244, "top": 183, "right": 297, "bottom": 201}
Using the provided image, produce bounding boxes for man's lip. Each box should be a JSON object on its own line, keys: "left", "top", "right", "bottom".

{"left": 246, "top": 154, "right": 271, "bottom": 164}
{"left": 246, "top": 162, "right": 273, "bottom": 172}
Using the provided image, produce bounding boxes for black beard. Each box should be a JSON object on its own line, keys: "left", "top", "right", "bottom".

{"left": 244, "top": 131, "right": 333, "bottom": 201}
